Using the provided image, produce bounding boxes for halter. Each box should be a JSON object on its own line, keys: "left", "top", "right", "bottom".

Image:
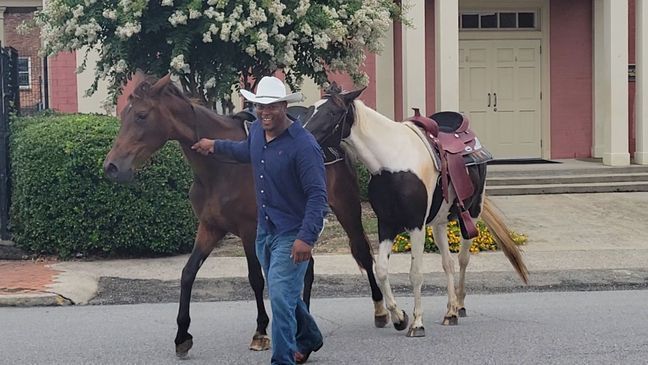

{"left": 318, "top": 96, "right": 355, "bottom": 148}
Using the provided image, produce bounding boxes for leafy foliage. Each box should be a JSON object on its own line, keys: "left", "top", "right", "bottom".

{"left": 32, "top": 0, "right": 402, "bottom": 105}
{"left": 9, "top": 113, "right": 196, "bottom": 258}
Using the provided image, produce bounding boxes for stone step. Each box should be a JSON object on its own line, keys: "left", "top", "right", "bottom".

{"left": 487, "top": 165, "right": 648, "bottom": 178}
{"left": 487, "top": 173, "right": 648, "bottom": 186}
{"left": 486, "top": 181, "right": 648, "bottom": 196}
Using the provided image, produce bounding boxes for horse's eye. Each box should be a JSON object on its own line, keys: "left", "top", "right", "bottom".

{"left": 136, "top": 113, "right": 147, "bottom": 121}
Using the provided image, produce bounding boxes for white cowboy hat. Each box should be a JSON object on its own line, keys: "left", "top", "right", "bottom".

{"left": 240, "top": 76, "right": 304, "bottom": 104}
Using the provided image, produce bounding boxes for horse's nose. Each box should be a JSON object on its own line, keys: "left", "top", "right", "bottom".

{"left": 104, "top": 162, "right": 120, "bottom": 181}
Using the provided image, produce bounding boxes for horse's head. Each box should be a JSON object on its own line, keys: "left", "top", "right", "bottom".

{"left": 103, "top": 74, "right": 192, "bottom": 183}
{"left": 304, "top": 86, "right": 365, "bottom": 148}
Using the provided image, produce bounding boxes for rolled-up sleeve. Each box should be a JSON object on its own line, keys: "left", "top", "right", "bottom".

{"left": 295, "top": 143, "right": 329, "bottom": 245}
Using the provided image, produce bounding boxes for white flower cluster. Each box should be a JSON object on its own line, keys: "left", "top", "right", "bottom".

{"left": 102, "top": 9, "right": 117, "bottom": 20}
{"left": 204, "top": 77, "right": 217, "bottom": 89}
{"left": 295, "top": 0, "right": 311, "bottom": 17}
{"left": 169, "top": 10, "right": 187, "bottom": 27}
{"left": 115, "top": 59, "right": 128, "bottom": 73}
{"left": 116, "top": 22, "right": 142, "bottom": 39}
{"left": 170, "top": 54, "right": 190, "bottom": 74}
{"left": 34, "top": 0, "right": 399, "bottom": 102}
{"left": 203, "top": 7, "right": 225, "bottom": 21}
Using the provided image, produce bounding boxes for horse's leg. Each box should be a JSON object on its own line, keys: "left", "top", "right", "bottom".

{"left": 432, "top": 221, "right": 460, "bottom": 325}
{"left": 240, "top": 227, "right": 271, "bottom": 351}
{"left": 456, "top": 237, "right": 473, "bottom": 317}
{"left": 406, "top": 226, "right": 427, "bottom": 337}
{"left": 175, "top": 223, "right": 224, "bottom": 357}
{"left": 303, "top": 257, "right": 314, "bottom": 309}
{"left": 326, "top": 162, "right": 386, "bottom": 327}
{"left": 375, "top": 220, "right": 408, "bottom": 332}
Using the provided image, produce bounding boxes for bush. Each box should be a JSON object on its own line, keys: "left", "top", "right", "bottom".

{"left": 10, "top": 113, "right": 196, "bottom": 259}
{"left": 355, "top": 163, "right": 371, "bottom": 201}
{"left": 392, "top": 220, "right": 527, "bottom": 254}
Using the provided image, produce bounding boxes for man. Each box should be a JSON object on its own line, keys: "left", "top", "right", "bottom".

{"left": 192, "top": 76, "right": 327, "bottom": 365}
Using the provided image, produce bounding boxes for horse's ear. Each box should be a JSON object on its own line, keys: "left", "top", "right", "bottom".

{"left": 132, "top": 79, "right": 152, "bottom": 99}
{"left": 324, "top": 82, "right": 342, "bottom": 95}
{"left": 342, "top": 87, "right": 366, "bottom": 104}
{"left": 150, "top": 74, "right": 172, "bottom": 97}
{"left": 134, "top": 69, "right": 147, "bottom": 81}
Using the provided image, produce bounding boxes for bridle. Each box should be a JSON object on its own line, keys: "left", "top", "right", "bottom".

{"left": 317, "top": 96, "right": 355, "bottom": 148}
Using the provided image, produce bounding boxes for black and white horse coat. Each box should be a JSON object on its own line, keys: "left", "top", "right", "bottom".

{"left": 305, "top": 89, "right": 495, "bottom": 337}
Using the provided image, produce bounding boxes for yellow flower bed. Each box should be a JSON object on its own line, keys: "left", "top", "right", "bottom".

{"left": 392, "top": 220, "right": 527, "bottom": 253}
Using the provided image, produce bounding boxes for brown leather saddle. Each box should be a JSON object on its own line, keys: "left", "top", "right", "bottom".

{"left": 405, "top": 109, "right": 492, "bottom": 239}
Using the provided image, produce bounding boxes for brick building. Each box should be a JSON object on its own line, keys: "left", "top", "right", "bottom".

{"left": 1, "top": 0, "right": 647, "bottom": 166}
{"left": 0, "top": 3, "right": 44, "bottom": 112}
{"left": 0, "top": 0, "right": 102, "bottom": 114}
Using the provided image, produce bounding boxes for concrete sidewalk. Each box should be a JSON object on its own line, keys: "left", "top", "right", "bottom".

{"left": 2, "top": 192, "right": 648, "bottom": 306}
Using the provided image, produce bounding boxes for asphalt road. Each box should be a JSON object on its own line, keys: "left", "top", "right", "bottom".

{"left": 2, "top": 290, "right": 648, "bottom": 364}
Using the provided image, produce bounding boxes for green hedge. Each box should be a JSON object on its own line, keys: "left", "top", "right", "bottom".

{"left": 9, "top": 113, "right": 196, "bottom": 258}
{"left": 355, "top": 163, "right": 371, "bottom": 201}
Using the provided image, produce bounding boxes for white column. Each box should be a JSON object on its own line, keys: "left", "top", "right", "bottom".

{"left": 376, "top": 22, "right": 395, "bottom": 120}
{"left": 592, "top": 0, "right": 605, "bottom": 158}
{"left": 0, "top": 7, "right": 6, "bottom": 47}
{"left": 402, "top": 0, "right": 427, "bottom": 117}
{"left": 435, "top": 0, "right": 459, "bottom": 112}
{"left": 636, "top": 0, "right": 648, "bottom": 164}
{"left": 601, "top": 0, "right": 630, "bottom": 166}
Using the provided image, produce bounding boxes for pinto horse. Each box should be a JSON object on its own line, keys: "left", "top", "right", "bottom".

{"left": 102, "top": 75, "right": 387, "bottom": 357}
{"left": 303, "top": 88, "right": 528, "bottom": 337}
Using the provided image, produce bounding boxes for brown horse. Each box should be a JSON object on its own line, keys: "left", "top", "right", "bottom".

{"left": 102, "top": 75, "right": 387, "bottom": 357}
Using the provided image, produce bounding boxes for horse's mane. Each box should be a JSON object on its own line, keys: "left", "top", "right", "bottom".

{"left": 131, "top": 76, "right": 247, "bottom": 139}
{"left": 132, "top": 76, "right": 193, "bottom": 106}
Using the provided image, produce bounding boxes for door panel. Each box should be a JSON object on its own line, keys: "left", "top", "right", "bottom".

{"left": 459, "top": 39, "right": 542, "bottom": 159}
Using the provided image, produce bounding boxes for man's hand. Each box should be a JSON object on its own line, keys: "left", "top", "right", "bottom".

{"left": 191, "top": 138, "right": 215, "bottom": 155}
{"left": 291, "top": 239, "right": 313, "bottom": 263}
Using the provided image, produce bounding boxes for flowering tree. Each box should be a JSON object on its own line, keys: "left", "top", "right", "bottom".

{"left": 32, "top": 0, "right": 402, "bottom": 106}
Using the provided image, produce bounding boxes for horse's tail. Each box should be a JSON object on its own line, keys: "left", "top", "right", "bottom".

{"left": 481, "top": 196, "right": 529, "bottom": 284}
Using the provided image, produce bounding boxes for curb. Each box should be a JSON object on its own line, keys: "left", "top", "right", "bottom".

{"left": 0, "top": 243, "right": 30, "bottom": 260}
{"left": 0, "top": 292, "right": 73, "bottom": 307}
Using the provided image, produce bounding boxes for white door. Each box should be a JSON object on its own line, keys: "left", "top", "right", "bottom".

{"left": 459, "top": 39, "right": 542, "bottom": 159}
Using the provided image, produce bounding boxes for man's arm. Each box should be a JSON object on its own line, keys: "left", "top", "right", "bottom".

{"left": 191, "top": 134, "right": 251, "bottom": 163}
{"left": 294, "top": 142, "right": 329, "bottom": 246}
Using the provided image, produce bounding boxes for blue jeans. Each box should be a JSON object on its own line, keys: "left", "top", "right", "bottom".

{"left": 256, "top": 225, "right": 323, "bottom": 365}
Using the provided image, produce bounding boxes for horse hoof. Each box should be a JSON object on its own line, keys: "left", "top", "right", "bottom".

{"left": 175, "top": 338, "right": 193, "bottom": 358}
{"left": 406, "top": 326, "right": 425, "bottom": 337}
{"left": 458, "top": 308, "right": 467, "bottom": 317}
{"left": 374, "top": 314, "right": 389, "bottom": 328}
{"left": 443, "top": 315, "right": 458, "bottom": 326}
{"left": 249, "top": 333, "right": 271, "bottom": 351}
{"left": 393, "top": 311, "right": 409, "bottom": 331}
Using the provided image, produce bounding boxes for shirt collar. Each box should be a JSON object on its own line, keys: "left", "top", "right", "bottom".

{"left": 286, "top": 115, "right": 302, "bottom": 138}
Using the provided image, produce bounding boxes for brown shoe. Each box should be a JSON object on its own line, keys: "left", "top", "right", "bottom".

{"left": 294, "top": 341, "right": 323, "bottom": 364}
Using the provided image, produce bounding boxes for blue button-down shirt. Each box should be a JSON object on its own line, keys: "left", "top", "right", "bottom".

{"left": 214, "top": 119, "right": 328, "bottom": 245}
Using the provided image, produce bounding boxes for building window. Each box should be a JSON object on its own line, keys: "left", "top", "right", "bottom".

{"left": 18, "top": 57, "right": 31, "bottom": 90}
{"left": 460, "top": 10, "right": 538, "bottom": 30}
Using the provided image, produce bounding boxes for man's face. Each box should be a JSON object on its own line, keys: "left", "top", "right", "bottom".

{"left": 256, "top": 101, "right": 288, "bottom": 133}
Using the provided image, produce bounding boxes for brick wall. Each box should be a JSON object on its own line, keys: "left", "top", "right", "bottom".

{"left": 48, "top": 52, "right": 78, "bottom": 113}
{"left": 550, "top": 0, "right": 593, "bottom": 158}
{"left": 3, "top": 8, "right": 43, "bottom": 112}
